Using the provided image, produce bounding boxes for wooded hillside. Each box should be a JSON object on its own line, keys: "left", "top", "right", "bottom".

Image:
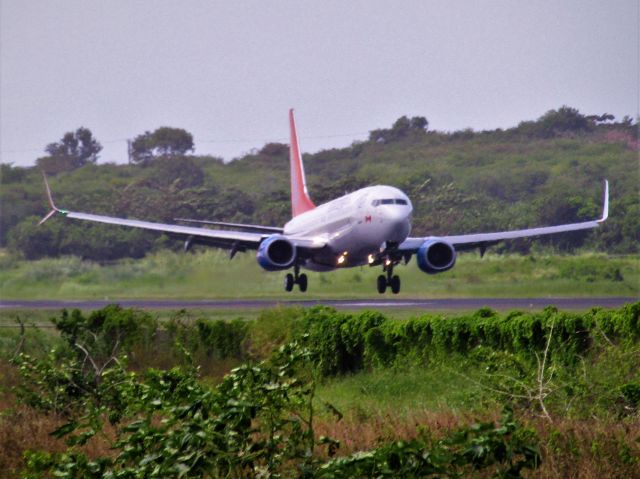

{"left": 1, "top": 106, "right": 637, "bottom": 260}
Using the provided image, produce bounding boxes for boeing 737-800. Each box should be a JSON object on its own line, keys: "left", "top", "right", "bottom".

{"left": 41, "top": 110, "right": 609, "bottom": 294}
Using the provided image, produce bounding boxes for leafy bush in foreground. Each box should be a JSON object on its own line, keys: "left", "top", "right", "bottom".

{"left": 20, "top": 341, "right": 323, "bottom": 478}
{"left": 317, "top": 408, "right": 539, "bottom": 478}
{"left": 14, "top": 306, "right": 541, "bottom": 478}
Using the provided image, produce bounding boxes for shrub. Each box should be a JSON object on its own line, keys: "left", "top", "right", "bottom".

{"left": 300, "top": 303, "right": 640, "bottom": 376}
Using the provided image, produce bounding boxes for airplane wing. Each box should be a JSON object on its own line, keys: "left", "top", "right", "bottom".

{"left": 39, "top": 174, "right": 325, "bottom": 253}
{"left": 399, "top": 180, "right": 609, "bottom": 253}
{"left": 174, "top": 218, "right": 284, "bottom": 234}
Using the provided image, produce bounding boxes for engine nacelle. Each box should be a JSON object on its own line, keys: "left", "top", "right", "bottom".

{"left": 256, "top": 235, "right": 297, "bottom": 271}
{"left": 416, "top": 239, "right": 457, "bottom": 274}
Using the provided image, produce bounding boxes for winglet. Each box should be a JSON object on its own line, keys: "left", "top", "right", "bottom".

{"left": 39, "top": 172, "right": 61, "bottom": 225}
{"left": 598, "top": 179, "right": 609, "bottom": 223}
{"left": 289, "top": 109, "right": 316, "bottom": 217}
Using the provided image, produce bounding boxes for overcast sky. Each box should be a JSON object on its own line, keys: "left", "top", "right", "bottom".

{"left": 1, "top": 0, "right": 638, "bottom": 166}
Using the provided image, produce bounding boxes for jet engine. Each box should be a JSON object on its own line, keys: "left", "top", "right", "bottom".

{"left": 416, "top": 239, "right": 456, "bottom": 274}
{"left": 256, "top": 235, "right": 297, "bottom": 271}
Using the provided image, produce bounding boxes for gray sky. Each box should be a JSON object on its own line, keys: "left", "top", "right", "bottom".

{"left": 1, "top": 0, "right": 638, "bottom": 166}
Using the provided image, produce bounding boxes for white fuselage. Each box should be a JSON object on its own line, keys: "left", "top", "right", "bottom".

{"left": 283, "top": 185, "right": 413, "bottom": 271}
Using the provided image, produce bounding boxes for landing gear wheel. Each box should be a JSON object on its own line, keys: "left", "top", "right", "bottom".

{"left": 298, "top": 273, "right": 308, "bottom": 292}
{"left": 377, "top": 275, "right": 387, "bottom": 294}
{"left": 390, "top": 275, "right": 401, "bottom": 294}
{"left": 285, "top": 265, "right": 309, "bottom": 293}
{"left": 284, "top": 273, "right": 294, "bottom": 292}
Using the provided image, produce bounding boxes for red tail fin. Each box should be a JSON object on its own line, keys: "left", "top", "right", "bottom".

{"left": 289, "top": 109, "right": 315, "bottom": 217}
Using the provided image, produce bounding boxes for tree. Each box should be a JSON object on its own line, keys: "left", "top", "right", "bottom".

{"left": 369, "top": 115, "right": 429, "bottom": 143}
{"left": 537, "top": 106, "right": 591, "bottom": 137}
{"left": 151, "top": 156, "right": 204, "bottom": 189}
{"left": 259, "top": 142, "right": 288, "bottom": 156}
{"left": 131, "top": 127, "right": 194, "bottom": 165}
{"left": 36, "top": 127, "right": 102, "bottom": 175}
{"left": 7, "top": 216, "right": 61, "bottom": 259}
{"left": 410, "top": 115, "right": 428, "bottom": 130}
{"left": 586, "top": 113, "right": 615, "bottom": 123}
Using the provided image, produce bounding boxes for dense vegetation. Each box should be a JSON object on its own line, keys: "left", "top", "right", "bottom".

{"left": 1, "top": 106, "right": 638, "bottom": 260}
{"left": 1, "top": 302, "right": 638, "bottom": 477}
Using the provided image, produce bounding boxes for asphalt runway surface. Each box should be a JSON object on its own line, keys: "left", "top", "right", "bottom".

{"left": 1, "top": 297, "right": 636, "bottom": 311}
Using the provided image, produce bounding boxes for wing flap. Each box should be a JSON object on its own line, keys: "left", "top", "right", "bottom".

{"left": 174, "top": 218, "right": 284, "bottom": 234}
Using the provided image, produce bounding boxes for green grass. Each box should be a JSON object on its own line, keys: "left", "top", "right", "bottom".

{"left": 315, "top": 365, "right": 490, "bottom": 418}
{"left": 0, "top": 250, "right": 637, "bottom": 300}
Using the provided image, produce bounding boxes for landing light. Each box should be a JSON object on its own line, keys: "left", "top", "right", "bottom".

{"left": 337, "top": 255, "right": 346, "bottom": 265}
{"left": 367, "top": 254, "right": 375, "bottom": 264}
{"left": 385, "top": 259, "right": 391, "bottom": 266}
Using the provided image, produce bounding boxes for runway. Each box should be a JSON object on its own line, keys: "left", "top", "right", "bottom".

{"left": 0, "top": 297, "right": 635, "bottom": 311}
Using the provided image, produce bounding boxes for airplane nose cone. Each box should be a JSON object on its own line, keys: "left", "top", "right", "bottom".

{"left": 382, "top": 208, "right": 411, "bottom": 242}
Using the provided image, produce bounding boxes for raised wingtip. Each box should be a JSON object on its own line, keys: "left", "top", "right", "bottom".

{"left": 42, "top": 171, "right": 58, "bottom": 211}
{"left": 598, "top": 179, "right": 609, "bottom": 223}
{"left": 39, "top": 171, "right": 60, "bottom": 225}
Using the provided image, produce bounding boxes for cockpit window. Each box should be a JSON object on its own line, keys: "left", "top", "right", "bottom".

{"left": 372, "top": 198, "right": 408, "bottom": 206}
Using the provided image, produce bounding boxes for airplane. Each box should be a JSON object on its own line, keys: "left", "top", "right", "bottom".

{"left": 40, "top": 109, "right": 609, "bottom": 294}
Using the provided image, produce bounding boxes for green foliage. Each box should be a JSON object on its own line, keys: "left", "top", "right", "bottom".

{"left": 318, "top": 408, "right": 540, "bottom": 478}
{"left": 301, "top": 302, "right": 640, "bottom": 377}
{"left": 7, "top": 216, "right": 62, "bottom": 260}
{"left": 620, "top": 382, "right": 640, "bottom": 409}
{"left": 243, "top": 307, "right": 305, "bottom": 358}
{"left": 165, "top": 311, "right": 249, "bottom": 361}
{"left": 301, "top": 307, "right": 386, "bottom": 376}
{"left": 537, "top": 106, "right": 593, "bottom": 136}
{"left": 7, "top": 218, "right": 154, "bottom": 260}
{"left": 15, "top": 305, "right": 542, "bottom": 478}
{"left": 368, "top": 115, "right": 429, "bottom": 143}
{"left": 131, "top": 126, "right": 194, "bottom": 165}
{"left": 593, "top": 302, "right": 640, "bottom": 344}
{"left": 52, "top": 305, "right": 158, "bottom": 360}
{"left": 18, "top": 338, "right": 322, "bottom": 478}
{"left": 12, "top": 306, "right": 157, "bottom": 415}
{"left": 5, "top": 303, "right": 640, "bottom": 477}
{"left": 301, "top": 303, "right": 640, "bottom": 421}
{"left": 196, "top": 318, "right": 247, "bottom": 359}
{"left": 259, "top": 142, "right": 289, "bottom": 156}
{"left": 36, "top": 127, "right": 102, "bottom": 175}
{"left": 148, "top": 155, "right": 204, "bottom": 188}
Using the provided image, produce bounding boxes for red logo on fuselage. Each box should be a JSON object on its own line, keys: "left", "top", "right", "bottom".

{"left": 365, "top": 215, "right": 372, "bottom": 223}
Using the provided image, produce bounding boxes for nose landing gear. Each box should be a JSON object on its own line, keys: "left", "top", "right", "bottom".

{"left": 285, "top": 264, "right": 308, "bottom": 292}
{"left": 377, "top": 262, "right": 401, "bottom": 294}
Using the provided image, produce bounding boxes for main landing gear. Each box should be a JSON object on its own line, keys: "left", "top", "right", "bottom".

{"left": 377, "top": 262, "right": 401, "bottom": 294}
{"left": 285, "top": 264, "right": 308, "bottom": 292}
